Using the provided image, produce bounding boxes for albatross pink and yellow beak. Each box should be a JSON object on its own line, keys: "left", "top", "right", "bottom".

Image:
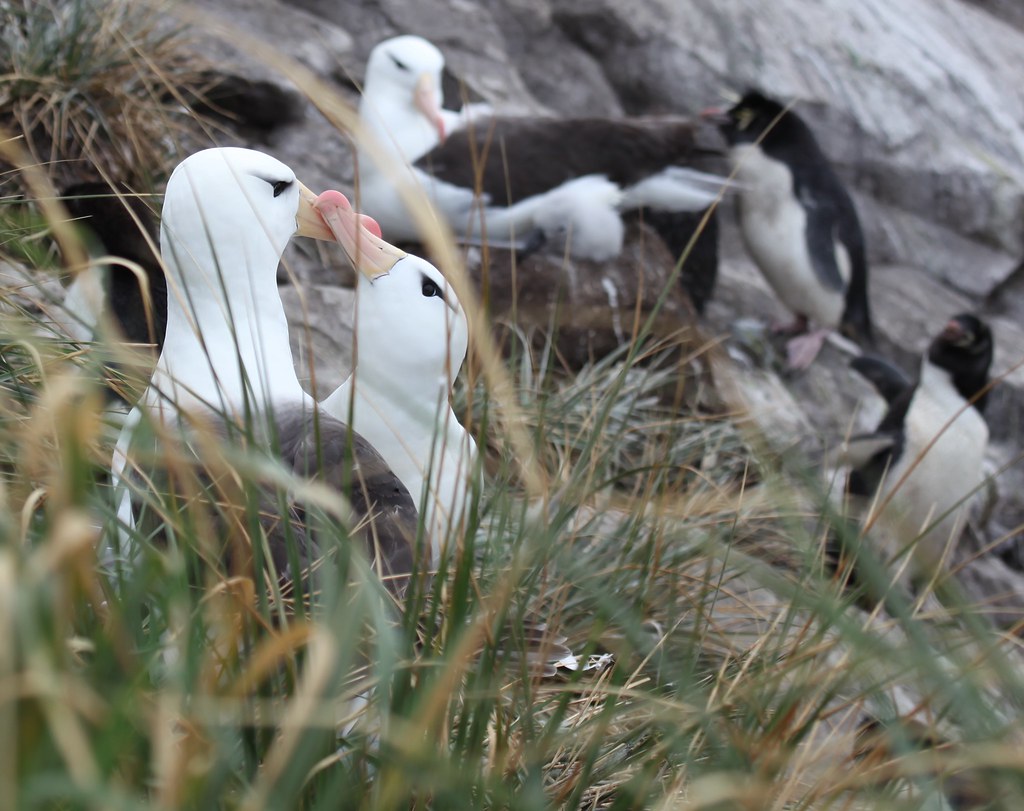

{"left": 312, "top": 189, "right": 406, "bottom": 281}
{"left": 295, "top": 182, "right": 339, "bottom": 241}
{"left": 414, "top": 73, "right": 446, "bottom": 142}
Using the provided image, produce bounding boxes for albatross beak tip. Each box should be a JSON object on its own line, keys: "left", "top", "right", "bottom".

{"left": 315, "top": 189, "right": 351, "bottom": 211}
{"left": 313, "top": 189, "right": 404, "bottom": 280}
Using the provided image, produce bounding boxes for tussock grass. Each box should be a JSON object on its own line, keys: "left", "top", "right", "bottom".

{"left": 6, "top": 281, "right": 1024, "bottom": 808}
{"left": 1, "top": 0, "right": 213, "bottom": 192}
{"left": 4, "top": 8, "right": 1024, "bottom": 811}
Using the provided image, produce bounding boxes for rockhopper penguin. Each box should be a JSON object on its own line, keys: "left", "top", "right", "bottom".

{"left": 705, "top": 91, "right": 872, "bottom": 369}
{"left": 843, "top": 313, "right": 993, "bottom": 578}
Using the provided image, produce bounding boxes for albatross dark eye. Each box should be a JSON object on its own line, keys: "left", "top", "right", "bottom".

{"left": 421, "top": 278, "right": 444, "bottom": 299}
{"left": 272, "top": 179, "right": 292, "bottom": 198}
{"left": 389, "top": 53, "right": 409, "bottom": 71}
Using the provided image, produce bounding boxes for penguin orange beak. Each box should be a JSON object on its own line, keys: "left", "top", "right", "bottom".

{"left": 699, "top": 106, "right": 731, "bottom": 126}
{"left": 414, "top": 72, "right": 446, "bottom": 142}
{"left": 940, "top": 318, "right": 970, "bottom": 346}
{"left": 313, "top": 190, "right": 406, "bottom": 281}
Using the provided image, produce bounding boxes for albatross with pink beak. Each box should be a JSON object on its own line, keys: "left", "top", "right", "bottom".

{"left": 109, "top": 148, "right": 416, "bottom": 591}
{"left": 355, "top": 34, "right": 734, "bottom": 261}
{"left": 314, "top": 190, "right": 477, "bottom": 566}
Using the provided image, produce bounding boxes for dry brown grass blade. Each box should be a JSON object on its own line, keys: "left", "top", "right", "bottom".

{"left": 238, "top": 627, "right": 338, "bottom": 811}
{"left": 229, "top": 621, "right": 314, "bottom": 699}
{"left": 2, "top": 0, "right": 218, "bottom": 191}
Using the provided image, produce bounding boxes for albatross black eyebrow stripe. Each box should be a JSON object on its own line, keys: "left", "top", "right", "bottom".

{"left": 255, "top": 176, "right": 294, "bottom": 197}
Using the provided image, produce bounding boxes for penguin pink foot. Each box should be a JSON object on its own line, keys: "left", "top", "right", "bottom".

{"left": 785, "top": 328, "right": 830, "bottom": 370}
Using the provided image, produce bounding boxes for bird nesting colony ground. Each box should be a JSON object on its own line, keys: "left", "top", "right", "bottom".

{"left": 2, "top": 2, "right": 1024, "bottom": 809}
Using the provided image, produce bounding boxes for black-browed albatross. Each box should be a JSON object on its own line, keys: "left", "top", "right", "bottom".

{"left": 356, "top": 34, "right": 731, "bottom": 261}
{"left": 313, "top": 192, "right": 596, "bottom": 676}
{"left": 111, "top": 147, "right": 415, "bottom": 594}
{"left": 313, "top": 189, "right": 477, "bottom": 566}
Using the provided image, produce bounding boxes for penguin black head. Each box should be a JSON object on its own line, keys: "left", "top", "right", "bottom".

{"left": 61, "top": 181, "right": 167, "bottom": 351}
{"left": 927, "top": 313, "right": 994, "bottom": 412}
{"left": 62, "top": 181, "right": 159, "bottom": 266}
{"left": 708, "top": 90, "right": 815, "bottom": 153}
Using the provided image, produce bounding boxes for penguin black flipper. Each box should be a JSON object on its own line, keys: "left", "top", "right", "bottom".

{"left": 845, "top": 386, "right": 914, "bottom": 498}
{"left": 792, "top": 156, "right": 872, "bottom": 344}
{"left": 851, "top": 355, "right": 913, "bottom": 405}
{"left": 795, "top": 180, "right": 845, "bottom": 294}
{"left": 836, "top": 197, "right": 872, "bottom": 346}
{"left": 63, "top": 182, "right": 167, "bottom": 348}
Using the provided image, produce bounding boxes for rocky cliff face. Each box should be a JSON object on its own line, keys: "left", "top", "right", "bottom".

{"left": 203, "top": 0, "right": 1024, "bottom": 323}
{"left": 183, "top": 0, "right": 1023, "bottom": 559}
{"left": 273, "top": 0, "right": 1024, "bottom": 282}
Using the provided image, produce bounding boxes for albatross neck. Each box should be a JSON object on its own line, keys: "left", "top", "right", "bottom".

{"left": 151, "top": 238, "right": 307, "bottom": 416}
{"left": 359, "top": 92, "right": 440, "bottom": 167}
{"left": 326, "top": 365, "right": 454, "bottom": 436}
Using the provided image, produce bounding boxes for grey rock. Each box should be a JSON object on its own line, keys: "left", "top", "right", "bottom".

{"left": 280, "top": 283, "right": 355, "bottom": 398}
{"left": 184, "top": 0, "right": 1024, "bottom": 617}
{"left": 963, "top": 0, "right": 1024, "bottom": 32}
{"left": 196, "top": 0, "right": 354, "bottom": 79}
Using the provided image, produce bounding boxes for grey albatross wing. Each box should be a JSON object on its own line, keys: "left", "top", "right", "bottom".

{"left": 419, "top": 116, "right": 720, "bottom": 203}
{"left": 123, "top": 407, "right": 417, "bottom": 605}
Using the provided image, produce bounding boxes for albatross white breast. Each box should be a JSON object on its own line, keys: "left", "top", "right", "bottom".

{"left": 313, "top": 191, "right": 614, "bottom": 676}
{"left": 314, "top": 190, "right": 477, "bottom": 566}
{"left": 110, "top": 147, "right": 416, "bottom": 592}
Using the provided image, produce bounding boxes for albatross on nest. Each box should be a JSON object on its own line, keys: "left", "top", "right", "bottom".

{"left": 314, "top": 190, "right": 477, "bottom": 566}
{"left": 108, "top": 148, "right": 594, "bottom": 677}
{"left": 313, "top": 194, "right": 599, "bottom": 676}
{"left": 111, "top": 147, "right": 415, "bottom": 594}
{"left": 356, "top": 35, "right": 731, "bottom": 263}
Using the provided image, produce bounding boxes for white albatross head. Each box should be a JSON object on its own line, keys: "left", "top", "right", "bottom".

{"left": 314, "top": 190, "right": 468, "bottom": 397}
{"left": 161, "top": 147, "right": 334, "bottom": 283}
{"left": 152, "top": 147, "right": 336, "bottom": 414}
{"left": 360, "top": 35, "right": 448, "bottom": 164}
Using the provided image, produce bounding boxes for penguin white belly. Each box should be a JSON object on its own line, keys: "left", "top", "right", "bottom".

{"left": 732, "top": 145, "right": 845, "bottom": 328}
{"left": 877, "top": 367, "right": 989, "bottom": 570}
